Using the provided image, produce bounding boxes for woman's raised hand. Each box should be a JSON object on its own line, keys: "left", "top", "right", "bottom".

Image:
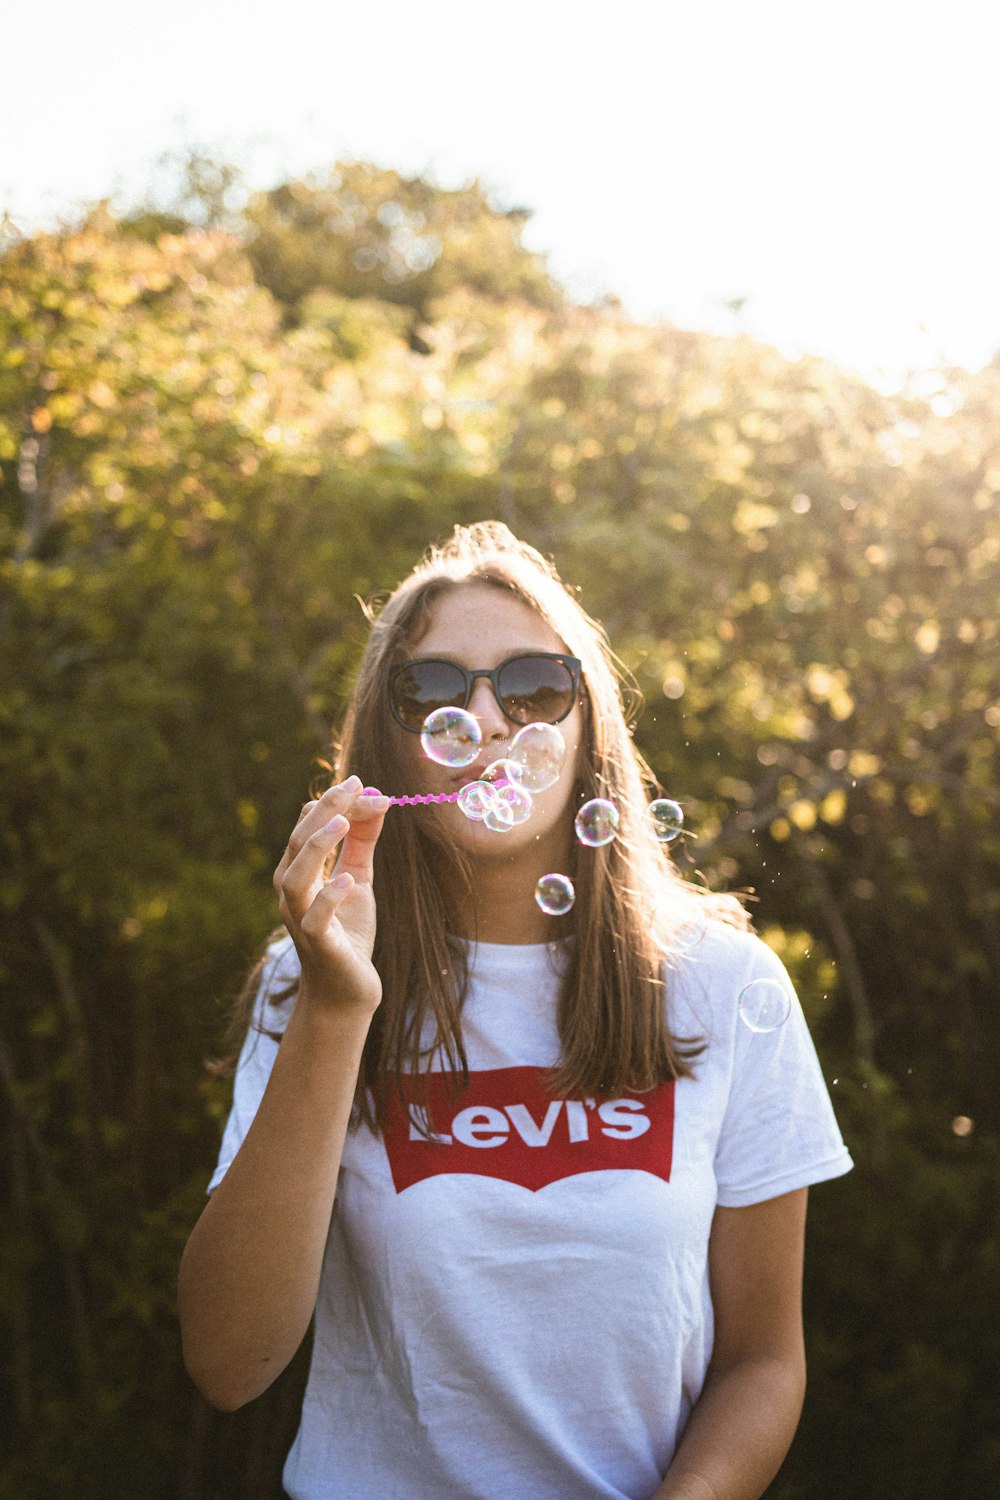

{"left": 273, "top": 775, "right": 390, "bottom": 1014}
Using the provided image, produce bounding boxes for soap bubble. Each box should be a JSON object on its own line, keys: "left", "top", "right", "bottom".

{"left": 480, "top": 758, "right": 515, "bottom": 785}
{"left": 421, "top": 707, "right": 482, "bottom": 768}
{"left": 649, "top": 798, "right": 684, "bottom": 843}
{"left": 483, "top": 799, "right": 515, "bottom": 833}
{"left": 574, "top": 798, "right": 619, "bottom": 847}
{"left": 457, "top": 780, "right": 493, "bottom": 821}
{"left": 663, "top": 917, "right": 706, "bottom": 959}
{"left": 493, "top": 780, "right": 534, "bottom": 824}
{"left": 507, "top": 723, "right": 565, "bottom": 793}
{"left": 535, "top": 873, "right": 575, "bottom": 916}
{"left": 737, "top": 978, "right": 791, "bottom": 1034}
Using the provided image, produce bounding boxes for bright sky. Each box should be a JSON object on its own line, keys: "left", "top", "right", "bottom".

{"left": 5, "top": 0, "right": 998, "bottom": 388}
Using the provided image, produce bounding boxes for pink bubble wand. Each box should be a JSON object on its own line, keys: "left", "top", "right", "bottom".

{"left": 367, "top": 790, "right": 461, "bottom": 806}
{"left": 361, "top": 779, "right": 512, "bottom": 808}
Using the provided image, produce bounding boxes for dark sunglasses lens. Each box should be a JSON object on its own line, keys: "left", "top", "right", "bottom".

{"left": 497, "top": 657, "right": 575, "bottom": 724}
{"left": 392, "top": 663, "right": 468, "bottom": 727}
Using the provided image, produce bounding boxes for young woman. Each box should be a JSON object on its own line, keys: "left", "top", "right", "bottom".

{"left": 179, "top": 522, "right": 852, "bottom": 1500}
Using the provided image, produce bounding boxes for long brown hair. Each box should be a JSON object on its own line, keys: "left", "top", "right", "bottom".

{"left": 225, "top": 522, "right": 750, "bottom": 1131}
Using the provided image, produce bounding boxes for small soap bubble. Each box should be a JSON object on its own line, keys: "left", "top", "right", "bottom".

{"left": 493, "top": 780, "right": 534, "bottom": 824}
{"left": 420, "top": 707, "right": 482, "bottom": 768}
{"left": 650, "top": 798, "right": 684, "bottom": 843}
{"left": 737, "top": 978, "right": 791, "bottom": 1034}
{"left": 457, "top": 780, "right": 493, "bottom": 821}
{"left": 482, "top": 799, "right": 515, "bottom": 833}
{"left": 535, "top": 873, "right": 575, "bottom": 916}
{"left": 507, "top": 723, "right": 565, "bottom": 793}
{"left": 574, "top": 798, "right": 620, "bottom": 847}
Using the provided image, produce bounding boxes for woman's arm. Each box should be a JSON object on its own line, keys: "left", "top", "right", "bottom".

{"left": 178, "top": 995, "right": 375, "bottom": 1411}
{"left": 653, "top": 1188, "right": 809, "bottom": 1500}
{"left": 178, "top": 779, "right": 387, "bottom": 1412}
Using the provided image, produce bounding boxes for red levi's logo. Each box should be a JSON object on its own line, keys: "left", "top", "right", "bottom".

{"left": 382, "top": 1066, "right": 675, "bottom": 1194}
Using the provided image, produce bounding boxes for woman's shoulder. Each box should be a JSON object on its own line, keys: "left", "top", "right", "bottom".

{"left": 687, "top": 919, "right": 782, "bottom": 975}
{"left": 666, "top": 916, "right": 791, "bottom": 1022}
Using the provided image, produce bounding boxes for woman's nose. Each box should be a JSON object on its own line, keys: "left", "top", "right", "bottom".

{"left": 467, "top": 678, "right": 509, "bottom": 741}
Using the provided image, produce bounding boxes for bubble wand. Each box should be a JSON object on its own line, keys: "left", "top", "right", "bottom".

{"left": 365, "top": 790, "right": 463, "bottom": 806}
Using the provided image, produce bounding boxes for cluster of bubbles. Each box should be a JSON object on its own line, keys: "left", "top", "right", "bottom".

{"left": 421, "top": 709, "right": 566, "bottom": 792}
{"left": 418, "top": 705, "right": 791, "bottom": 1033}
{"left": 457, "top": 773, "right": 532, "bottom": 833}
{"left": 418, "top": 706, "right": 691, "bottom": 927}
{"left": 421, "top": 710, "right": 568, "bottom": 834}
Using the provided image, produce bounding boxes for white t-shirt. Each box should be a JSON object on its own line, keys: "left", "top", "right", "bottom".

{"left": 209, "top": 923, "right": 852, "bottom": 1500}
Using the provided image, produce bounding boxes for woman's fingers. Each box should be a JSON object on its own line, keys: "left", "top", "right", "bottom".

{"left": 274, "top": 777, "right": 363, "bottom": 888}
{"left": 299, "top": 870, "right": 356, "bottom": 938}
{"left": 274, "top": 777, "right": 390, "bottom": 922}
{"left": 330, "top": 799, "right": 389, "bottom": 887}
{"left": 292, "top": 777, "right": 363, "bottom": 846}
{"left": 278, "top": 815, "right": 351, "bottom": 925}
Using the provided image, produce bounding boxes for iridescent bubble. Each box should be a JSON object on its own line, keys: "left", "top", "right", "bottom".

{"left": 673, "top": 918, "right": 706, "bottom": 955}
{"left": 574, "top": 797, "right": 620, "bottom": 848}
{"left": 650, "top": 798, "right": 684, "bottom": 843}
{"left": 457, "top": 780, "right": 493, "bottom": 821}
{"left": 482, "top": 799, "right": 515, "bottom": 833}
{"left": 534, "top": 873, "right": 575, "bottom": 916}
{"left": 480, "top": 758, "right": 515, "bottom": 786}
{"left": 737, "top": 978, "right": 792, "bottom": 1034}
{"left": 660, "top": 916, "right": 706, "bottom": 960}
{"left": 420, "top": 707, "right": 482, "bottom": 768}
{"left": 507, "top": 723, "right": 565, "bottom": 793}
{"left": 493, "top": 780, "right": 534, "bottom": 824}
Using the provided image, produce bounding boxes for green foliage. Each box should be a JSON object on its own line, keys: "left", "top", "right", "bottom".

{"left": 1, "top": 159, "right": 998, "bottom": 1497}
{"left": 242, "top": 161, "right": 563, "bottom": 331}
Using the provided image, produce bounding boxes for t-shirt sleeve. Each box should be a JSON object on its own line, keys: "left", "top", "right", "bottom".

{"left": 206, "top": 935, "right": 299, "bottom": 1195}
{"left": 713, "top": 934, "right": 853, "bottom": 1208}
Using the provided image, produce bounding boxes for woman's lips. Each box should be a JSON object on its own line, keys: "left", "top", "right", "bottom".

{"left": 451, "top": 766, "right": 486, "bottom": 786}
{"left": 451, "top": 760, "right": 504, "bottom": 786}
{"left": 451, "top": 761, "right": 514, "bottom": 788}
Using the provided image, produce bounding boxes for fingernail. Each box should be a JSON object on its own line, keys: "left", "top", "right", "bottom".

{"left": 324, "top": 815, "right": 348, "bottom": 833}
{"left": 342, "top": 774, "right": 362, "bottom": 790}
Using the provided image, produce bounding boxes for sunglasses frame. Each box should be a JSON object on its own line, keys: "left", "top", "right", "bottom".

{"left": 388, "top": 651, "right": 583, "bottom": 732}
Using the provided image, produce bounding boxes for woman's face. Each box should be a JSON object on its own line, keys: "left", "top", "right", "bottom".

{"left": 393, "top": 582, "right": 587, "bottom": 861}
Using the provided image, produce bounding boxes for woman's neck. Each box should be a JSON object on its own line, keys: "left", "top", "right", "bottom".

{"left": 437, "top": 832, "right": 576, "bottom": 945}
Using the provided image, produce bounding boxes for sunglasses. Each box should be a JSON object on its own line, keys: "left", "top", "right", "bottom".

{"left": 388, "top": 652, "right": 582, "bottom": 732}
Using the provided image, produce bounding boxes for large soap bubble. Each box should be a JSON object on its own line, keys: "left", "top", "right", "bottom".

{"left": 507, "top": 723, "right": 565, "bottom": 793}
{"left": 534, "top": 873, "right": 575, "bottom": 916}
{"left": 420, "top": 707, "right": 482, "bottom": 768}
{"left": 649, "top": 798, "right": 684, "bottom": 843}
{"left": 574, "top": 798, "right": 619, "bottom": 848}
{"left": 737, "top": 978, "right": 791, "bottom": 1034}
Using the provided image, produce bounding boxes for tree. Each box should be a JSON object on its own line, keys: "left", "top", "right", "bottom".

{"left": 1, "top": 163, "right": 998, "bottom": 1497}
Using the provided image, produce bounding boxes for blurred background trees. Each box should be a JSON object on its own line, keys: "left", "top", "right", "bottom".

{"left": 1, "top": 158, "right": 998, "bottom": 1498}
